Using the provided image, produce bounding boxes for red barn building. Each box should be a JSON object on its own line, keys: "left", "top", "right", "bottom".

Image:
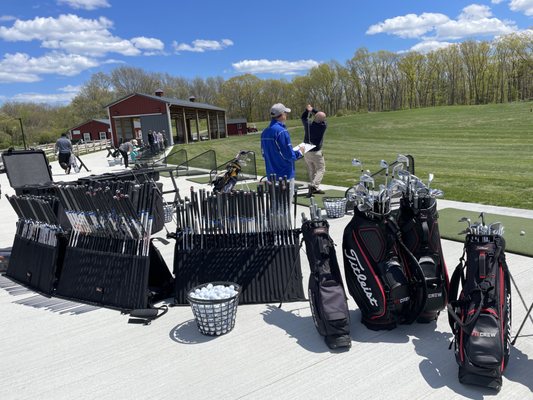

{"left": 105, "top": 91, "right": 227, "bottom": 147}
{"left": 226, "top": 118, "right": 248, "bottom": 136}
{"left": 69, "top": 119, "right": 111, "bottom": 142}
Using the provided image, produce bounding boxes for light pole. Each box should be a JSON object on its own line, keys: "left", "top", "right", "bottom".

{"left": 17, "top": 118, "right": 27, "bottom": 150}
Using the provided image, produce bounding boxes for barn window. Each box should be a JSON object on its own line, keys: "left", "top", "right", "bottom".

{"left": 99, "top": 132, "right": 107, "bottom": 140}
{"left": 83, "top": 132, "right": 91, "bottom": 142}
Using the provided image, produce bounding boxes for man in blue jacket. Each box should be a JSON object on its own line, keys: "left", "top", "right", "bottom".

{"left": 261, "top": 103, "right": 304, "bottom": 199}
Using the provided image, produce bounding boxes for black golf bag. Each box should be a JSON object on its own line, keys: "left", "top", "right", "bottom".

{"left": 397, "top": 197, "right": 449, "bottom": 322}
{"left": 302, "top": 218, "right": 351, "bottom": 349}
{"left": 342, "top": 209, "right": 427, "bottom": 330}
{"left": 447, "top": 234, "right": 511, "bottom": 391}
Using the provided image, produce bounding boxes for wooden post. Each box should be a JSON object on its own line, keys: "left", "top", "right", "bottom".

{"left": 195, "top": 109, "right": 200, "bottom": 141}
{"left": 182, "top": 108, "right": 188, "bottom": 144}
{"left": 223, "top": 114, "right": 228, "bottom": 139}
{"left": 216, "top": 113, "right": 221, "bottom": 139}
{"left": 206, "top": 112, "right": 211, "bottom": 140}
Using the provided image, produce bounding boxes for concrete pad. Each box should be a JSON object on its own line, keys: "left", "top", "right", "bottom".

{"left": 0, "top": 149, "right": 532, "bottom": 399}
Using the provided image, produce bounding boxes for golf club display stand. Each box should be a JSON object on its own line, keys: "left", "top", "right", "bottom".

{"left": 172, "top": 182, "right": 306, "bottom": 305}
{"left": 174, "top": 230, "right": 305, "bottom": 304}
{"left": 56, "top": 240, "right": 173, "bottom": 311}
{"left": 6, "top": 231, "right": 68, "bottom": 296}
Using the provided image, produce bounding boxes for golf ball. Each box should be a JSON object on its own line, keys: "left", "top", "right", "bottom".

{"left": 520, "top": 230, "right": 526, "bottom": 236}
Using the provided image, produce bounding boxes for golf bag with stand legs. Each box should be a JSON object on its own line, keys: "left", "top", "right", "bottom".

{"left": 342, "top": 208, "right": 427, "bottom": 330}
{"left": 447, "top": 234, "right": 511, "bottom": 392}
{"left": 397, "top": 196, "right": 449, "bottom": 322}
{"left": 212, "top": 158, "right": 241, "bottom": 193}
{"left": 302, "top": 218, "right": 351, "bottom": 349}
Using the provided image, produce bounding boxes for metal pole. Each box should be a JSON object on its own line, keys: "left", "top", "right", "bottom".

{"left": 18, "top": 118, "right": 27, "bottom": 149}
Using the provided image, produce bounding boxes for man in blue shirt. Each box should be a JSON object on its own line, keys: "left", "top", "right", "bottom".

{"left": 261, "top": 103, "right": 304, "bottom": 199}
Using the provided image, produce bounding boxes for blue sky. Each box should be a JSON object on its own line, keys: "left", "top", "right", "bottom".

{"left": 0, "top": 0, "right": 531, "bottom": 105}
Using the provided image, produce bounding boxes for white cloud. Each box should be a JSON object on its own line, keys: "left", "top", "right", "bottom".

{"left": 367, "top": 5, "right": 517, "bottom": 41}
{"left": 492, "top": 0, "right": 504, "bottom": 4}
{"left": 57, "top": 0, "right": 111, "bottom": 10}
{"left": 0, "top": 15, "right": 16, "bottom": 22}
{"left": 367, "top": 13, "right": 449, "bottom": 38}
{"left": 4, "top": 85, "right": 81, "bottom": 105}
{"left": 58, "top": 84, "right": 82, "bottom": 93}
{"left": 131, "top": 36, "right": 165, "bottom": 55}
{"left": 10, "top": 90, "right": 79, "bottom": 104}
{"left": 510, "top": 0, "right": 533, "bottom": 16}
{"left": 436, "top": 5, "right": 517, "bottom": 39}
{"left": 173, "top": 38, "right": 233, "bottom": 53}
{"left": 0, "top": 52, "right": 100, "bottom": 83}
{"left": 408, "top": 40, "right": 455, "bottom": 53}
{"left": 0, "top": 14, "right": 164, "bottom": 57}
{"left": 367, "top": 4, "right": 519, "bottom": 54}
{"left": 232, "top": 59, "right": 320, "bottom": 75}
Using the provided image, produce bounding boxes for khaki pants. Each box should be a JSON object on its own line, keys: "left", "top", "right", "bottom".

{"left": 304, "top": 150, "right": 325, "bottom": 189}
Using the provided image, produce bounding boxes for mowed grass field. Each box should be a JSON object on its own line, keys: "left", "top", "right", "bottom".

{"left": 167, "top": 102, "right": 533, "bottom": 210}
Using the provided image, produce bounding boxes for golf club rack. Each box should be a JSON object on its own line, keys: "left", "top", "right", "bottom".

{"left": 173, "top": 176, "right": 306, "bottom": 305}
{"left": 342, "top": 155, "right": 448, "bottom": 330}
{"left": 3, "top": 151, "right": 174, "bottom": 323}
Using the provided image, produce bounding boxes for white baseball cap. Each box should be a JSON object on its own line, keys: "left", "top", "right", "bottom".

{"left": 270, "top": 103, "right": 291, "bottom": 117}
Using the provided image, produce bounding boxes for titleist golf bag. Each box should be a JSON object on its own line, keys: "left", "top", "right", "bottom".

{"left": 397, "top": 196, "right": 449, "bottom": 322}
{"left": 342, "top": 208, "right": 427, "bottom": 330}
{"left": 447, "top": 234, "right": 511, "bottom": 391}
{"left": 302, "top": 218, "right": 351, "bottom": 349}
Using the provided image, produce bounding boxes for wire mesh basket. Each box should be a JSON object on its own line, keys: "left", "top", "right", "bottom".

{"left": 323, "top": 197, "right": 348, "bottom": 218}
{"left": 187, "top": 282, "right": 241, "bottom": 336}
{"left": 163, "top": 204, "right": 174, "bottom": 223}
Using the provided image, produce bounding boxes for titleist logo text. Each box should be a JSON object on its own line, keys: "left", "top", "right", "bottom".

{"left": 344, "top": 248, "right": 379, "bottom": 307}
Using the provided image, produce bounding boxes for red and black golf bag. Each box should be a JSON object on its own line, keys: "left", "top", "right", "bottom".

{"left": 447, "top": 234, "right": 511, "bottom": 392}
{"left": 302, "top": 218, "right": 351, "bottom": 349}
{"left": 397, "top": 196, "right": 449, "bottom": 322}
{"left": 342, "top": 208, "right": 427, "bottom": 330}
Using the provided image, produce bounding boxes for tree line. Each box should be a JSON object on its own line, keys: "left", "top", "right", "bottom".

{"left": 0, "top": 33, "right": 531, "bottom": 148}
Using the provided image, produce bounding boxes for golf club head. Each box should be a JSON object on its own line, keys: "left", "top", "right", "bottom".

{"left": 428, "top": 173, "right": 434, "bottom": 188}
{"left": 396, "top": 154, "right": 410, "bottom": 166}
{"left": 458, "top": 217, "right": 472, "bottom": 227}
{"left": 429, "top": 188, "right": 444, "bottom": 198}
{"left": 360, "top": 173, "right": 375, "bottom": 189}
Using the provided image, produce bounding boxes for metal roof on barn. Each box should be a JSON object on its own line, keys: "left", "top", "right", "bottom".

{"left": 104, "top": 92, "right": 225, "bottom": 112}
{"left": 69, "top": 118, "right": 110, "bottom": 131}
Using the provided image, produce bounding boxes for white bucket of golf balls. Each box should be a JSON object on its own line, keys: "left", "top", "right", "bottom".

{"left": 187, "top": 282, "right": 241, "bottom": 336}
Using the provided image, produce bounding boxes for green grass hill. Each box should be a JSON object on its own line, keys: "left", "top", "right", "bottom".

{"left": 167, "top": 102, "right": 533, "bottom": 210}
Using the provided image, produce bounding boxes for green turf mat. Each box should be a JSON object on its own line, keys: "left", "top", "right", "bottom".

{"left": 295, "top": 189, "right": 347, "bottom": 209}
{"left": 438, "top": 208, "right": 533, "bottom": 257}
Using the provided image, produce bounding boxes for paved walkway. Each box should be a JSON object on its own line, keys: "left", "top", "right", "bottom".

{"left": 0, "top": 149, "right": 532, "bottom": 399}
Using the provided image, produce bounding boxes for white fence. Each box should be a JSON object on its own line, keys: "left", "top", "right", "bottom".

{"left": 5, "top": 139, "right": 112, "bottom": 161}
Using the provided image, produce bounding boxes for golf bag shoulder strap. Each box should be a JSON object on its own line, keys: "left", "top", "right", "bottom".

{"left": 447, "top": 251, "right": 465, "bottom": 332}
{"left": 393, "top": 228, "right": 428, "bottom": 323}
